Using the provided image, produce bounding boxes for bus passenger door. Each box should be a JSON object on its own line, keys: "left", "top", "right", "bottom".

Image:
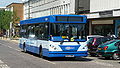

{"left": 26, "top": 35, "right": 37, "bottom": 53}
{"left": 40, "top": 40, "right": 50, "bottom": 56}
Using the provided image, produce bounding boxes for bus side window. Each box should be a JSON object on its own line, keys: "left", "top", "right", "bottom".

{"left": 36, "top": 23, "right": 48, "bottom": 40}
{"left": 34, "top": 25, "right": 39, "bottom": 39}
{"left": 44, "top": 23, "right": 49, "bottom": 40}
{"left": 20, "top": 25, "right": 28, "bottom": 38}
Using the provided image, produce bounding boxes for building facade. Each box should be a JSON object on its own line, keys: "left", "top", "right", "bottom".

{"left": 23, "top": 0, "right": 120, "bottom": 37}
{"left": 23, "top": 0, "right": 90, "bottom": 19}
{"left": 6, "top": 3, "right": 24, "bottom": 38}
{"left": 6, "top": 3, "right": 24, "bottom": 24}
{"left": 87, "top": 0, "right": 120, "bottom": 37}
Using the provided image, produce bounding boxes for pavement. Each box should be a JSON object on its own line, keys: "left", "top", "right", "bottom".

{"left": 0, "top": 37, "right": 19, "bottom": 43}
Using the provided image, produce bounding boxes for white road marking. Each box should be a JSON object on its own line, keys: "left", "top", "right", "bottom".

{"left": 7, "top": 46, "right": 21, "bottom": 52}
{"left": 0, "top": 60, "right": 4, "bottom": 63}
{"left": 0, "top": 43, "right": 56, "bottom": 65}
{"left": 0, "top": 64, "right": 10, "bottom": 68}
{"left": 0, "top": 60, "right": 10, "bottom": 68}
{"left": 42, "top": 59, "right": 56, "bottom": 64}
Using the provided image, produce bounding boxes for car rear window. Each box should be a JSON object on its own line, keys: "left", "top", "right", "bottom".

{"left": 103, "top": 40, "right": 116, "bottom": 45}
{"left": 87, "top": 38, "right": 94, "bottom": 45}
{"left": 87, "top": 38, "right": 101, "bottom": 45}
{"left": 101, "top": 38, "right": 108, "bottom": 43}
{"left": 95, "top": 38, "right": 101, "bottom": 45}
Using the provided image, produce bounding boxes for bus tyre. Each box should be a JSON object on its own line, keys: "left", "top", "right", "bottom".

{"left": 112, "top": 52, "right": 119, "bottom": 60}
{"left": 39, "top": 47, "right": 43, "bottom": 58}
{"left": 23, "top": 44, "right": 27, "bottom": 53}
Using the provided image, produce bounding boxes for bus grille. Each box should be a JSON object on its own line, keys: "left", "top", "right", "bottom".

{"left": 59, "top": 45, "right": 80, "bottom": 52}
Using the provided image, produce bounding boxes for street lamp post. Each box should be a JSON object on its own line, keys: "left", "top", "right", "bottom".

{"left": 10, "top": 22, "right": 13, "bottom": 40}
{"left": 28, "top": 0, "right": 31, "bottom": 19}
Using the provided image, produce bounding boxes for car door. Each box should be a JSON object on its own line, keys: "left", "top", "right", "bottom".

{"left": 115, "top": 41, "right": 120, "bottom": 50}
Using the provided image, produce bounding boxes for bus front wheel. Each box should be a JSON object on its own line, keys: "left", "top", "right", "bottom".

{"left": 23, "top": 43, "right": 27, "bottom": 53}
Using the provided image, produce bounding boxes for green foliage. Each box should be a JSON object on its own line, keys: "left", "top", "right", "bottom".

{"left": 0, "top": 10, "right": 20, "bottom": 30}
{"left": 0, "top": 10, "right": 12, "bottom": 30}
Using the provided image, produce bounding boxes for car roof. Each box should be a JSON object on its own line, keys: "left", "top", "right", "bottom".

{"left": 87, "top": 35, "right": 104, "bottom": 37}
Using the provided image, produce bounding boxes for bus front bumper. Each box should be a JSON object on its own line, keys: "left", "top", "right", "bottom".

{"left": 43, "top": 51, "right": 88, "bottom": 57}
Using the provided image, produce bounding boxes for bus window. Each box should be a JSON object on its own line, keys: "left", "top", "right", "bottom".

{"left": 34, "top": 23, "right": 49, "bottom": 40}
{"left": 56, "top": 16, "right": 83, "bottom": 22}
{"left": 50, "top": 23, "right": 86, "bottom": 41}
{"left": 20, "top": 25, "right": 28, "bottom": 38}
{"left": 28, "top": 25, "right": 36, "bottom": 39}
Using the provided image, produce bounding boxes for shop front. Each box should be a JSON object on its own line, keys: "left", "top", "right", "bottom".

{"left": 89, "top": 19, "right": 115, "bottom": 37}
{"left": 115, "top": 20, "right": 120, "bottom": 38}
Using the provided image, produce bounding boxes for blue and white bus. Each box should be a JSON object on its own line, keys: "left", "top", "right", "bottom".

{"left": 19, "top": 15, "right": 88, "bottom": 58}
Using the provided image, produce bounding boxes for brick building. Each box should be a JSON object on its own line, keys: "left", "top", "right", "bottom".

{"left": 6, "top": 3, "right": 24, "bottom": 38}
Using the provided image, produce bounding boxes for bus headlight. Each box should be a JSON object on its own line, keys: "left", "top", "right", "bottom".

{"left": 83, "top": 45, "right": 88, "bottom": 50}
{"left": 50, "top": 45, "right": 57, "bottom": 50}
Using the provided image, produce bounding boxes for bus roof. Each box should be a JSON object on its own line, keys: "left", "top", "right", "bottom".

{"left": 20, "top": 15, "right": 87, "bottom": 25}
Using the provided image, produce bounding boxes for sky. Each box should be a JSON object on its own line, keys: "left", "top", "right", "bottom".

{"left": 0, "top": 0, "right": 23, "bottom": 7}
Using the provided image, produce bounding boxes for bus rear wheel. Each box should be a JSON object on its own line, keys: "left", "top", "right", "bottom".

{"left": 39, "top": 46, "right": 43, "bottom": 58}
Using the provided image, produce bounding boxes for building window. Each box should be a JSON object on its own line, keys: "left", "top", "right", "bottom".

{"left": 92, "top": 24, "right": 114, "bottom": 36}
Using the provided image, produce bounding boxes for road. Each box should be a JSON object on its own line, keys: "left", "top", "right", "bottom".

{"left": 0, "top": 39, "right": 120, "bottom": 68}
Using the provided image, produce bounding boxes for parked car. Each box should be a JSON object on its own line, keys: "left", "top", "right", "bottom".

{"left": 118, "top": 43, "right": 120, "bottom": 58}
{"left": 87, "top": 35, "right": 104, "bottom": 41}
{"left": 87, "top": 37, "right": 114, "bottom": 56}
{"left": 97, "top": 40, "right": 120, "bottom": 60}
{"left": 115, "top": 41, "right": 120, "bottom": 58}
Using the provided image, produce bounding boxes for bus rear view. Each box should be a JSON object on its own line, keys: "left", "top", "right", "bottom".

{"left": 19, "top": 15, "right": 88, "bottom": 58}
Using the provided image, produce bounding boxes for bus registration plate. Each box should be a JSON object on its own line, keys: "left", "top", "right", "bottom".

{"left": 65, "top": 55, "right": 74, "bottom": 57}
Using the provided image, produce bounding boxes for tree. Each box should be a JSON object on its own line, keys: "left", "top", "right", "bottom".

{"left": 0, "top": 10, "right": 12, "bottom": 30}
{"left": 0, "top": 10, "right": 20, "bottom": 37}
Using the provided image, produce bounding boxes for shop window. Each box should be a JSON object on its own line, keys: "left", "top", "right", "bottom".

{"left": 92, "top": 24, "right": 114, "bottom": 36}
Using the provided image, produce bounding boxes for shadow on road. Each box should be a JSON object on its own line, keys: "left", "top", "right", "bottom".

{"left": 98, "top": 57, "right": 120, "bottom": 61}
{"left": 21, "top": 51, "right": 93, "bottom": 62}
{"left": 98, "top": 57, "right": 112, "bottom": 60}
{"left": 44, "top": 57, "right": 93, "bottom": 62}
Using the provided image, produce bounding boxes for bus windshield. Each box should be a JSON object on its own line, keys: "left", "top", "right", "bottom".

{"left": 50, "top": 23, "right": 86, "bottom": 42}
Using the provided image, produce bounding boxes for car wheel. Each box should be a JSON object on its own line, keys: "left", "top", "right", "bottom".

{"left": 118, "top": 45, "right": 120, "bottom": 50}
{"left": 104, "top": 57, "right": 110, "bottom": 60}
{"left": 90, "top": 53, "right": 96, "bottom": 57}
{"left": 112, "top": 52, "right": 119, "bottom": 60}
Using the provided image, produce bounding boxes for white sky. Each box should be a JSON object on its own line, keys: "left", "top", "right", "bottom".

{"left": 0, "top": 0, "right": 22, "bottom": 7}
